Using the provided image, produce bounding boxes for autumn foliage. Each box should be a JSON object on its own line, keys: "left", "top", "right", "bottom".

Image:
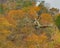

{"left": 0, "top": 0, "right": 60, "bottom": 48}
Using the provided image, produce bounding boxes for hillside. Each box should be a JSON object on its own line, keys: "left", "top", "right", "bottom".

{"left": 0, "top": 0, "right": 60, "bottom": 48}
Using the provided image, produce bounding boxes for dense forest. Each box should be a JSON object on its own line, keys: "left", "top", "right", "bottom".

{"left": 0, "top": 0, "right": 60, "bottom": 48}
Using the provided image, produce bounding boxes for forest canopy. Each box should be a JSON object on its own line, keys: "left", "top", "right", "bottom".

{"left": 0, "top": 0, "right": 60, "bottom": 48}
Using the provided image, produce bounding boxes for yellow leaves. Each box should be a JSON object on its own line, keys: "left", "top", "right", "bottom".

{"left": 6, "top": 10, "right": 26, "bottom": 25}
{"left": 29, "top": 45, "right": 36, "bottom": 48}
{"left": 0, "top": 17, "right": 14, "bottom": 39}
{"left": 7, "top": 6, "right": 40, "bottom": 22}
{"left": 0, "top": 17, "right": 15, "bottom": 29}
{"left": 0, "top": 30, "right": 11, "bottom": 41}
{"left": 32, "top": 2, "right": 36, "bottom": 6}
{"left": 6, "top": 16, "right": 16, "bottom": 25}
{"left": 26, "top": 33, "right": 38, "bottom": 42}
{"left": 1, "top": 29, "right": 10, "bottom": 34}
{"left": 39, "top": 32, "right": 47, "bottom": 42}
{"left": 8, "top": 10, "right": 25, "bottom": 20}
{"left": 23, "top": 6, "right": 40, "bottom": 19}
{"left": 31, "top": 34, "right": 38, "bottom": 41}
{"left": 0, "top": 29, "right": 11, "bottom": 40}
{"left": 0, "top": 17, "right": 10, "bottom": 26}
{"left": 40, "top": 13, "right": 52, "bottom": 20}
{"left": 5, "top": 41, "right": 16, "bottom": 48}
{"left": 28, "top": 12, "right": 38, "bottom": 20}
{"left": 20, "top": 27, "right": 30, "bottom": 33}
{"left": 26, "top": 32, "right": 47, "bottom": 43}
{"left": 0, "top": 1, "right": 58, "bottom": 48}
{"left": 20, "top": 26, "right": 34, "bottom": 35}
{"left": 53, "top": 32, "right": 60, "bottom": 43}
{"left": 30, "top": 6, "right": 40, "bottom": 12}
{"left": 27, "top": 7, "right": 38, "bottom": 19}
{"left": 8, "top": 10, "right": 25, "bottom": 16}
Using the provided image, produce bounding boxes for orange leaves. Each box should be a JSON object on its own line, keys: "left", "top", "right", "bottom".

{"left": 40, "top": 13, "right": 52, "bottom": 20}
{"left": 54, "top": 43, "right": 60, "bottom": 48}
{"left": 28, "top": 11, "right": 38, "bottom": 20}
{"left": 27, "top": 6, "right": 39, "bottom": 19}
{"left": 40, "top": 13, "right": 53, "bottom": 25}
{"left": 29, "top": 45, "right": 35, "bottom": 48}
{"left": 32, "top": 2, "right": 36, "bottom": 6}
{"left": 7, "top": 6, "right": 40, "bottom": 23}
{"left": 0, "top": 1, "right": 59, "bottom": 48}
{"left": 39, "top": 32, "right": 47, "bottom": 42}
{"left": 20, "top": 26, "right": 35, "bottom": 35}
{"left": 6, "top": 10, "right": 26, "bottom": 25}
{"left": 31, "top": 6, "right": 40, "bottom": 12}
{"left": 23, "top": 6, "right": 40, "bottom": 20}
{"left": 8, "top": 10, "right": 25, "bottom": 19}
{"left": 0, "top": 17, "right": 10, "bottom": 26}
{"left": 20, "top": 26, "right": 31, "bottom": 33}
{"left": 26, "top": 33, "right": 38, "bottom": 42}
{"left": 26, "top": 32, "right": 47, "bottom": 43}
{"left": 53, "top": 32, "right": 60, "bottom": 43}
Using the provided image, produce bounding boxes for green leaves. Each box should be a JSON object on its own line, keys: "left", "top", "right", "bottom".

{"left": 0, "top": 4, "right": 4, "bottom": 14}
{"left": 16, "top": 0, "right": 33, "bottom": 9}
{"left": 55, "top": 15, "right": 60, "bottom": 29}
{"left": 23, "top": 1, "right": 32, "bottom": 7}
